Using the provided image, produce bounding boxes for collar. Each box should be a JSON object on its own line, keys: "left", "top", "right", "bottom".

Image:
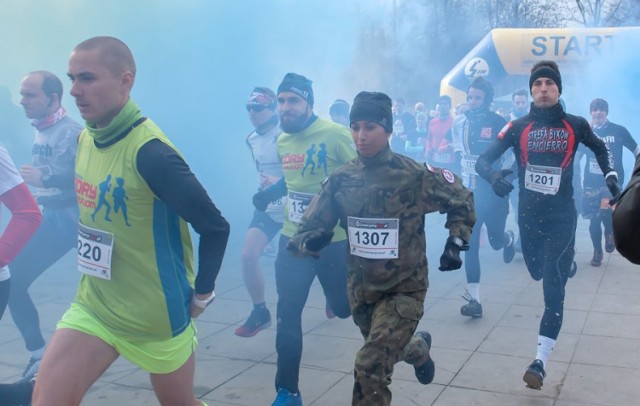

{"left": 359, "top": 144, "right": 393, "bottom": 167}
{"left": 31, "top": 107, "right": 66, "bottom": 131}
{"left": 85, "top": 99, "right": 143, "bottom": 145}
{"left": 529, "top": 102, "right": 565, "bottom": 122}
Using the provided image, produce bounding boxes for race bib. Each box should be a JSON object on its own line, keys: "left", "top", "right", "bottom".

{"left": 347, "top": 217, "right": 399, "bottom": 259}
{"left": 460, "top": 154, "right": 478, "bottom": 177}
{"left": 266, "top": 197, "right": 285, "bottom": 214}
{"left": 525, "top": 163, "right": 561, "bottom": 195}
{"left": 287, "top": 191, "right": 315, "bottom": 223}
{"left": 589, "top": 158, "right": 603, "bottom": 175}
{"left": 433, "top": 152, "right": 452, "bottom": 163}
{"left": 77, "top": 222, "right": 114, "bottom": 280}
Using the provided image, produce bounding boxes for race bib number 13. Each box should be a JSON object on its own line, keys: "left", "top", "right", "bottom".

{"left": 347, "top": 217, "right": 399, "bottom": 259}
{"left": 287, "top": 191, "right": 315, "bottom": 223}
{"left": 77, "top": 222, "right": 114, "bottom": 280}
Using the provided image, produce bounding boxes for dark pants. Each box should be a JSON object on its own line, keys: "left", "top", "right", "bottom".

{"left": 0, "top": 380, "right": 33, "bottom": 406}
{"left": 274, "top": 235, "right": 351, "bottom": 393}
{"left": 8, "top": 205, "right": 77, "bottom": 351}
{"left": 519, "top": 203, "right": 576, "bottom": 340}
{"left": 465, "top": 189, "right": 509, "bottom": 284}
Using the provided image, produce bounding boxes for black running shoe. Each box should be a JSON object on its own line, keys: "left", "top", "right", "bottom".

{"left": 523, "top": 359, "right": 546, "bottom": 389}
{"left": 413, "top": 331, "right": 435, "bottom": 385}
{"left": 590, "top": 251, "right": 603, "bottom": 267}
{"left": 605, "top": 233, "right": 615, "bottom": 253}
{"left": 460, "top": 292, "right": 483, "bottom": 318}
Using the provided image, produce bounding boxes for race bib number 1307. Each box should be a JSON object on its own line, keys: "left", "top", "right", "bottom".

{"left": 347, "top": 217, "right": 399, "bottom": 259}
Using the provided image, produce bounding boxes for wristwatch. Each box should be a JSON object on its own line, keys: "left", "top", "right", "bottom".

{"left": 192, "top": 291, "right": 216, "bottom": 309}
{"left": 447, "top": 236, "right": 469, "bottom": 251}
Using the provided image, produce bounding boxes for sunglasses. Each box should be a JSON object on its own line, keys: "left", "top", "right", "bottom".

{"left": 246, "top": 105, "right": 267, "bottom": 113}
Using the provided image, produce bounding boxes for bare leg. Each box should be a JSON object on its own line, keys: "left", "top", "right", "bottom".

{"left": 32, "top": 328, "right": 119, "bottom": 406}
{"left": 241, "top": 228, "right": 269, "bottom": 304}
{"left": 150, "top": 353, "right": 204, "bottom": 406}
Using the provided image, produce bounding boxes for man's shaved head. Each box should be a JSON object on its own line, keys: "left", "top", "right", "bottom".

{"left": 73, "top": 36, "right": 136, "bottom": 79}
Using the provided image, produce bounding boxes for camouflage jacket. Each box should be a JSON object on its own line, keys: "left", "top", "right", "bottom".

{"left": 292, "top": 146, "right": 476, "bottom": 302}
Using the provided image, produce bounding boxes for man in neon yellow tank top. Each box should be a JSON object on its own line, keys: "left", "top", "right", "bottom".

{"left": 32, "top": 36, "right": 229, "bottom": 406}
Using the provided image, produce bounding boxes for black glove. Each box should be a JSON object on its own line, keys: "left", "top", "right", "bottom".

{"left": 252, "top": 189, "right": 272, "bottom": 212}
{"left": 606, "top": 174, "right": 622, "bottom": 205}
{"left": 439, "top": 236, "right": 468, "bottom": 271}
{"left": 304, "top": 230, "right": 334, "bottom": 258}
{"left": 489, "top": 169, "right": 514, "bottom": 197}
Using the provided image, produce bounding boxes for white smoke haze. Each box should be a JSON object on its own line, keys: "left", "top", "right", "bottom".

{"left": 1, "top": 0, "right": 638, "bottom": 245}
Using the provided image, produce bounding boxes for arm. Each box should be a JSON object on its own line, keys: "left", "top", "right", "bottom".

{"left": 137, "top": 139, "right": 230, "bottom": 297}
{"left": 0, "top": 183, "right": 42, "bottom": 267}
{"left": 420, "top": 167, "right": 476, "bottom": 270}
{"left": 288, "top": 176, "right": 340, "bottom": 257}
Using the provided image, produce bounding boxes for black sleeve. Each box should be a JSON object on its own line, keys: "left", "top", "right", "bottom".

{"left": 137, "top": 139, "right": 230, "bottom": 294}
{"left": 578, "top": 118, "right": 614, "bottom": 175}
{"left": 476, "top": 122, "right": 514, "bottom": 181}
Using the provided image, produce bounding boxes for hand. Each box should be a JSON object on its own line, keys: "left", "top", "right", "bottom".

{"left": 489, "top": 169, "right": 514, "bottom": 197}
{"left": 439, "top": 236, "right": 467, "bottom": 271}
{"left": 606, "top": 174, "right": 622, "bottom": 205}
{"left": 252, "top": 189, "right": 271, "bottom": 211}
{"left": 19, "top": 165, "right": 45, "bottom": 187}
{"left": 302, "top": 230, "right": 334, "bottom": 258}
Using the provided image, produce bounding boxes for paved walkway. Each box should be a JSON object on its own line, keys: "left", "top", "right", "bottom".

{"left": 2, "top": 216, "right": 640, "bottom": 405}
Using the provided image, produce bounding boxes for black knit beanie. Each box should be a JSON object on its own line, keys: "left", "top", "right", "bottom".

{"left": 277, "top": 73, "right": 314, "bottom": 107}
{"left": 349, "top": 91, "right": 393, "bottom": 132}
{"left": 529, "top": 61, "right": 562, "bottom": 95}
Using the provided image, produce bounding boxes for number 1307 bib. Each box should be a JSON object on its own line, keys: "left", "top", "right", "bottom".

{"left": 347, "top": 217, "right": 399, "bottom": 259}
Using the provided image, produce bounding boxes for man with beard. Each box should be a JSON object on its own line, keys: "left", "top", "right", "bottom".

{"left": 253, "top": 73, "right": 355, "bottom": 406}
{"left": 452, "top": 76, "right": 515, "bottom": 319}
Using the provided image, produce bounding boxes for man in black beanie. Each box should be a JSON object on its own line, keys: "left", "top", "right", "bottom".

{"left": 255, "top": 72, "right": 356, "bottom": 406}
{"left": 475, "top": 60, "right": 622, "bottom": 390}
{"left": 288, "top": 91, "right": 476, "bottom": 406}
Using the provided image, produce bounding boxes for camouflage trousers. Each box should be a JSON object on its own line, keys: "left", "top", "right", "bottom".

{"left": 351, "top": 290, "right": 428, "bottom": 406}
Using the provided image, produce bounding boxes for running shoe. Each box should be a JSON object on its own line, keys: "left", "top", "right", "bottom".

{"left": 523, "top": 359, "right": 546, "bottom": 389}
{"left": 22, "top": 357, "right": 41, "bottom": 381}
{"left": 590, "top": 250, "right": 603, "bottom": 267}
{"left": 460, "top": 292, "right": 483, "bottom": 318}
{"left": 272, "top": 387, "right": 303, "bottom": 406}
{"left": 413, "top": 331, "right": 435, "bottom": 384}
{"left": 234, "top": 308, "right": 271, "bottom": 338}
{"left": 605, "top": 233, "right": 615, "bottom": 253}
{"left": 503, "top": 230, "right": 516, "bottom": 263}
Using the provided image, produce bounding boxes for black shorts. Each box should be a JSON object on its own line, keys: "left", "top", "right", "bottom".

{"left": 248, "top": 210, "right": 282, "bottom": 241}
{"left": 581, "top": 187, "right": 610, "bottom": 219}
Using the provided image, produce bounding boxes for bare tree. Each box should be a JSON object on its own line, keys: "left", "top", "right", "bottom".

{"left": 572, "top": 0, "right": 630, "bottom": 26}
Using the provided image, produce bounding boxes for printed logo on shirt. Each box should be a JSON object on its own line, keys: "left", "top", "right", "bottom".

{"left": 75, "top": 174, "right": 132, "bottom": 226}
{"left": 32, "top": 143, "right": 53, "bottom": 157}
{"left": 282, "top": 143, "right": 329, "bottom": 177}
{"left": 480, "top": 127, "right": 493, "bottom": 139}
{"left": 497, "top": 122, "right": 512, "bottom": 139}
{"left": 527, "top": 128, "right": 569, "bottom": 153}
